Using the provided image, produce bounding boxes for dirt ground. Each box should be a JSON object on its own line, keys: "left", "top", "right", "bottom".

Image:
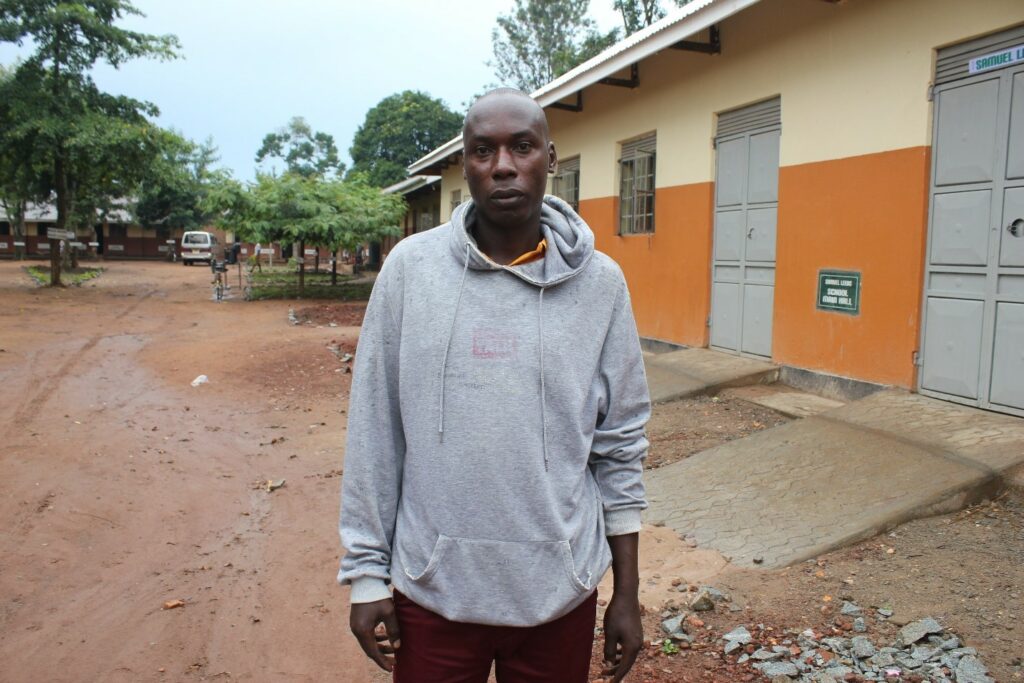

{"left": 1, "top": 261, "right": 1021, "bottom": 683}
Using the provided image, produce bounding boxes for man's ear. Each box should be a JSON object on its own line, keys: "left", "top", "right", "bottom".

{"left": 548, "top": 142, "right": 557, "bottom": 174}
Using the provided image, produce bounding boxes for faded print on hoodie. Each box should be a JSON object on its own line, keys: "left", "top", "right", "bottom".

{"left": 339, "top": 195, "right": 650, "bottom": 627}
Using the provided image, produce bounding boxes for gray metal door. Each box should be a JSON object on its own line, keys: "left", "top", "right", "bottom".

{"left": 921, "top": 28, "right": 1024, "bottom": 416}
{"left": 711, "top": 99, "right": 780, "bottom": 358}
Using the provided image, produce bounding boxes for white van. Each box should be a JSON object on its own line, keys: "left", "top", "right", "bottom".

{"left": 180, "top": 231, "right": 219, "bottom": 265}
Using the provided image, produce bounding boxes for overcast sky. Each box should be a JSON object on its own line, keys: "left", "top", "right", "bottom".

{"left": 0, "top": 0, "right": 622, "bottom": 180}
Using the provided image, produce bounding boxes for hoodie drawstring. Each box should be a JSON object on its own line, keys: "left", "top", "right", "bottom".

{"left": 438, "top": 243, "right": 471, "bottom": 437}
{"left": 538, "top": 287, "right": 549, "bottom": 472}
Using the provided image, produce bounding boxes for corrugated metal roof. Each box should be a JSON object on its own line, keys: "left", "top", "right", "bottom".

{"left": 381, "top": 175, "right": 441, "bottom": 196}
{"left": 1, "top": 200, "right": 135, "bottom": 223}
{"left": 408, "top": 0, "right": 762, "bottom": 175}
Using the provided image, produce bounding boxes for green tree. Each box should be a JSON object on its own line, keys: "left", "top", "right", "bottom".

{"left": 255, "top": 117, "right": 344, "bottom": 179}
{"left": 204, "top": 173, "right": 405, "bottom": 292}
{"left": 0, "top": 61, "right": 48, "bottom": 260}
{"left": 614, "top": 0, "right": 692, "bottom": 35}
{"left": 490, "top": 0, "right": 619, "bottom": 92}
{"left": 134, "top": 131, "right": 222, "bottom": 231}
{"left": 348, "top": 91, "right": 462, "bottom": 188}
{"left": 0, "top": 0, "right": 179, "bottom": 284}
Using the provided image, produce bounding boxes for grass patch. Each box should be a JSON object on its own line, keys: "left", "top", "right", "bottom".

{"left": 26, "top": 265, "right": 104, "bottom": 287}
{"left": 250, "top": 268, "right": 358, "bottom": 286}
{"left": 247, "top": 281, "right": 375, "bottom": 301}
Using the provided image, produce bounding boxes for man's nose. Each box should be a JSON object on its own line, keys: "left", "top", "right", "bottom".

{"left": 492, "top": 147, "right": 517, "bottom": 177}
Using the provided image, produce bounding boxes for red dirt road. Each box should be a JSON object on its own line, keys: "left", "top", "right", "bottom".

{"left": 0, "top": 261, "right": 380, "bottom": 682}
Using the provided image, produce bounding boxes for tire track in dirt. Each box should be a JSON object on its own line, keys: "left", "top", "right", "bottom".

{"left": 5, "top": 289, "right": 158, "bottom": 437}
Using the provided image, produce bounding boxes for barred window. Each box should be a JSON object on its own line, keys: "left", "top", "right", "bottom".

{"left": 619, "top": 134, "right": 656, "bottom": 235}
{"left": 552, "top": 156, "right": 580, "bottom": 211}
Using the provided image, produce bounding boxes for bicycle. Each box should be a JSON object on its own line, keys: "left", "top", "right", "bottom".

{"left": 210, "top": 259, "right": 227, "bottom": 302}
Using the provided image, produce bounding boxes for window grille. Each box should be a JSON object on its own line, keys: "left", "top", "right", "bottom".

{"left": 552, "top": 156, "right": 580, "bottom": 211}
{"left": 619, "top": 134, "right": 656, "bottom": 235}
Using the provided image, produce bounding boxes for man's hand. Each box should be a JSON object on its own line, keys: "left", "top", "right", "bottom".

{"left": 600, "top": 593, "right": 643, "bottom": 682}
{"left": 601, "top": 532, "right": 643, "bottom": 682}
{"left": 350, "top": 598, "right": 401, "bottom": 672}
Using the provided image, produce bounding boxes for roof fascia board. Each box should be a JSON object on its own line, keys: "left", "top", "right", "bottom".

{"left": 409, "top": 0, "right": 762, "bottom": 174}
{"left": 536, "top": 0, "right": 760, "bottom": 108}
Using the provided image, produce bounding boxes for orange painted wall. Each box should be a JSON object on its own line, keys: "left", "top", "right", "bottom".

{"left": 579, "top": 182, "right": 714, "bottom": 347}
{"left": 774, "top": 147, "right": 931, "bottom": 388}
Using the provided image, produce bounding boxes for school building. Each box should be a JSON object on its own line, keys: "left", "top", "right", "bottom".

{"left": 409, "top": 0, "right": 1024, "bottom": 417}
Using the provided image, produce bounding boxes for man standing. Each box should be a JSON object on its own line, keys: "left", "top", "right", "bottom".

{"left": 339, "top": 89, "right": 650, "bottom": 683}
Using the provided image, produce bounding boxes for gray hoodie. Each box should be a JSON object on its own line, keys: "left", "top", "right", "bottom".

{"left": 338, "top": 195, "right": 650, "bottom": 627}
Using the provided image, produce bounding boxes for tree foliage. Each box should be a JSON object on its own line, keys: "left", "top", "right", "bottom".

{"left": 613, "top": 0, "right": 691, "bottom": 35}
{"left": 204, "top": 173, "right": 405, "bottom": 255}
{"left": 255, "top": 117, "right": 343, "bottom": 179}
{"left": 349, "top": 90, "right": 462, "bottom": 188}
{"left": 490, "top": 0, "right": 618, "bottom": 92}
{"left": 0, "top": 0, "right": 179, "bottom": 283}
{"left": 133, "top": 131, "right": 223, "bottom": 231}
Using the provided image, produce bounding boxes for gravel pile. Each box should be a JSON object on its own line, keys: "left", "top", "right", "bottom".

{"left": 716, "top": 602, "right": 995, "bottom": 682}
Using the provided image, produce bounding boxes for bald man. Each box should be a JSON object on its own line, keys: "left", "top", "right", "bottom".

{"left": 339, "top": 89, "right": 650, "bottom": 683}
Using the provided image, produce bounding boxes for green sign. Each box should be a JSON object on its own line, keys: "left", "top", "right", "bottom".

{"left": 817, "top": 270, "right": 861, "bottom": 315}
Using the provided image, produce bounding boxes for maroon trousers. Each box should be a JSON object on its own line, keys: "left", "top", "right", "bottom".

{"left": 392, "top": 590, "right": 597, "bottom": 683}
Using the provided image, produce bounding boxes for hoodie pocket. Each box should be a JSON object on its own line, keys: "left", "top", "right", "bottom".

{"left": 402, "top": 534, "right": 595, "bottom": 625}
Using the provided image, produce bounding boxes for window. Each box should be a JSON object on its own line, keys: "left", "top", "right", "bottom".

{"left": 618, "top": 134, "right": 656, "bottom": 235}
{"left": 552, "top": 157, "right": 580, "bottom": 211}
{"left": 450, "top": 189, "right": 462, "bottom": 215}
{"left": 0, "top": 222, "right": 9, "bottom": 236}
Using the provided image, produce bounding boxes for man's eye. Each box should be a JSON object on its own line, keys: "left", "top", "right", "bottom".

{"left": 475, "top": 146, "right": 492, "bottom": 156}
{"left": 514, "top": 142, "right": 532, "bottom": 152}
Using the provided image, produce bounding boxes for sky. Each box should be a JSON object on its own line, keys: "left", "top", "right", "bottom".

{"left": 1, "top": 0, "right": 623, "bottom": 181}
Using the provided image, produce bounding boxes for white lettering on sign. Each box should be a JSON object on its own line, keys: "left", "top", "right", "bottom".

{"left": 87, "top": 242, "right": 99, "bottom": 247}
{"left": 969, "top": 44, "right": 1024, "bottom": 74}
{"left": 158, "top": 245, "right": 170, "bottom": 252}
{"left": 107, "top": 244, "right": 125, "bottom": 252}
{"left": 304, "top": 249, "right": 317, "bottom": 255}
{"left": 0, "top": 242, "right": 7, "bottom": 249}
{"left": 14, "top": 241, "right": 26, "bottom": 247}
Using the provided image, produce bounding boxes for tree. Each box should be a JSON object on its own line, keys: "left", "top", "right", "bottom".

{"left": 0, "top": 0, "right": 179, "bottom": 284}
{"left": 348, "top": 91, "right": 462, "bottom": 188}
{"left": 204, "top": 172, "right": 405, "bottom": 292}
{"left": 255, "top": 117, "right": 344, "bottom": 179}
{"left": 0, "top": 61, "right": 47, "bottom": 260}
{"left": 134, "top": 131, "right": 222, "bottom": 231}
{"left": 614, "top": 0, "right": 692, "bottom": 35}
{"left": 490, "top": 0, "right": 619, "bottom": 92}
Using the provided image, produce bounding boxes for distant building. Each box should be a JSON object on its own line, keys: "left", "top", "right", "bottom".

{"left": 410, "top": 0, "right": 1024, "bottom": 417}
{"left": 380, "top": 175, "right": 442, "bottom": 259}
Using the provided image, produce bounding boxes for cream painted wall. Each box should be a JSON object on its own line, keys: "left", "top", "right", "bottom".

{"left": 439, "top": 165, "right": 470, "bottom": 223}
{"left": 127, "top": 225, "right": 145, "bottom": 238}
{"left": 544, "top": 0, "right": 1024, "bottom": 199}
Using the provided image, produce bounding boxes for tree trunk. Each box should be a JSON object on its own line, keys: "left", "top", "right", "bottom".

{"left": 298, "top": 239, "right": 305, "bottom": 295}
{"left": 12, "top": 203, "right": 26, "bottom": 261}
{"left": 331, "top": 249, "right": 338, "bottom": 286}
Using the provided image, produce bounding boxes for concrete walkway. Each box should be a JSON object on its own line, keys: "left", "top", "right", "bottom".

{"left": 645, "top": 388, "right": 1024, "bottom": 569}
{"left": 644, "top": 347, "right": 778, "bottom": 403}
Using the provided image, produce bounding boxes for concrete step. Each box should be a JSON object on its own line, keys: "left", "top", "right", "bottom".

{"left": 644, "top": 389, "right": 1024, "bottom": 569}
{"left": 644, "top": 348, "right": 778, "bottom": 404}
{"left": 721, "top": 384, "right": 845, "bottom": 419}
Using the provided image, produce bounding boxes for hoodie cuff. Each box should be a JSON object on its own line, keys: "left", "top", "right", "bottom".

{"left": 349, "top": 576, "right": 392, "bottom": 604}
{"left": 605, "top": 508, "right": 643, "bottom": 536}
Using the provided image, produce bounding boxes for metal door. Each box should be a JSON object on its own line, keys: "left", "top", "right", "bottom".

{"left": 920, "top": 31, "right": 1024, "bottom": 416}
{"left": 710, "top": 99, "right": 780, "bottom": 358}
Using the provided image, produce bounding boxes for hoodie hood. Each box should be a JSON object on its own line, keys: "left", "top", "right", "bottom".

{"left": 448, "top": 194, "right": 594, "bottom": 288}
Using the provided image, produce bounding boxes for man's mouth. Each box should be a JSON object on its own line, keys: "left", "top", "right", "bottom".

{"left": 490, "top": 189, "right": 525, "bottom": 206}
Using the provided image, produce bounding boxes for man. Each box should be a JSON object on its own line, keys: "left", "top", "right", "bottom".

{"left": 339, "top": 88, "right": 650, "bottom": 683}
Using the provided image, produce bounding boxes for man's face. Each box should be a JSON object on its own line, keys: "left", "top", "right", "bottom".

{"left": 463, "top": 95, "right": 557, "bottom": 230}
